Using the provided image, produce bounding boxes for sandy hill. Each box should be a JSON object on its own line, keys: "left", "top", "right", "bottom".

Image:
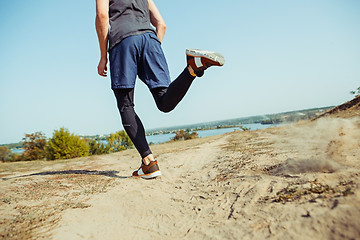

{"left": 315, "top": 95, "right": 360, "bottom": 119}
{"left": 0, "top": 98, "right": 359, "bottom": 240}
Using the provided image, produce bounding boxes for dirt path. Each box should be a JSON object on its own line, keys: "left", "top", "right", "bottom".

{"left": 1, "top": 117, "right": 360, "bottom": 240}
{"left": 51, "top": 135, "right": 228, "bottom": 239}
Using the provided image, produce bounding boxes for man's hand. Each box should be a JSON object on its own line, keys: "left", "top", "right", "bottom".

{"left": 97, "top": 57, "right": 108, "bottom": 77}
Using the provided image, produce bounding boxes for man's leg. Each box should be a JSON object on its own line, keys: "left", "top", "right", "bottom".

{"left": 113, "top": 88, "right": 161, "bottom": 179}
{"left": 140, "top": 33, "right": 225, "bottom": 112}
{"left": 151, "top": 48, "right": 225, "bottom": 112}
{"left": 151, "top": 66, "right": 195, "bottom": 113}
{"left": 113, "top": 88, "right": 152, "bottom": 159}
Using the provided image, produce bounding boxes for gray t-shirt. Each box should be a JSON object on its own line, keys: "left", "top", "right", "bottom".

{"left": 108, "top": 0, "right": 155, "bottom": 51}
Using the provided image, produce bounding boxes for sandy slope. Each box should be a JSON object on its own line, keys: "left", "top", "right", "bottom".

{"left": 1, "top": 117, "right": 360, "bottom": 240}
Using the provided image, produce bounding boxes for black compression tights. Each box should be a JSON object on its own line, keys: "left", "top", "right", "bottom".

{"left": 113, "top": 67, "right": 196, "bottom": 159}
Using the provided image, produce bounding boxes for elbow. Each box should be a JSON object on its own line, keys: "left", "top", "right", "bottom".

{"left": 95, "top": 13, "right": 109, "bottom": 29}
{"left": 96, "top": 12, "right": 109, "bottom": 22}
{"left": 158, "top": 22, "right": 166, "bottom": 32}
{"left": 153, "top": 20, "right": 166, "bottom": 33}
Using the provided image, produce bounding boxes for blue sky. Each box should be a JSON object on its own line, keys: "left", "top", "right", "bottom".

{"left": 0, "top": 0, "right": 359, "bottom": 144}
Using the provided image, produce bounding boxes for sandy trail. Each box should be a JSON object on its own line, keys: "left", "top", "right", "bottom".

{"left": 1, "top": 117, "right": 360, "bottom": 240}
{"left": 51, "top": 135, "right": 228, "bottom": 240}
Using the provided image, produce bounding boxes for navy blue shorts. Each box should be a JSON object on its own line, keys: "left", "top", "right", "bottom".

{"left": 109, "top": 32, "right": 171, "bottom": 90}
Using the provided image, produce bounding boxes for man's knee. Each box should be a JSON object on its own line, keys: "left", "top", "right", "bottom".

{"left": 118, "top": 103, "right": 134, "bottom": 113}
{"left": 119, "top": 104, "right": 135, "bottom": 125}
{"left": 157, "top": 104, "right": 174, "bottom": 113}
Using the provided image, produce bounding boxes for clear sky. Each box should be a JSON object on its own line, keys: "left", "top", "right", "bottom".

{"left": 0, "top": 0, "right": 359, "bottom": 144}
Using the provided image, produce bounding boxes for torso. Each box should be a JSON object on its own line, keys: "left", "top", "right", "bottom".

{"left": 108, "top": 0, "right": 155, "bottom": 51}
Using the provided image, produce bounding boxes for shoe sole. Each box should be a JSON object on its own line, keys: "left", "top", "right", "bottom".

{"left": 134, "top": 170, "right": 162, "bottom": 179}
{"left": 186, "top": 49, "right": 225, "bottom": 66}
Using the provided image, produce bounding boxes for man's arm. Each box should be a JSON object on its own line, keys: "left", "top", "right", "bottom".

{"left": 95, "top": 0, "right": 109, "bottom": 77}
{"left": 148, "top": 0, "right": 166, "bottom": 42}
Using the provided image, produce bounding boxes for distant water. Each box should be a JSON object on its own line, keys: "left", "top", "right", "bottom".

{"left": 10, "top": 148, "right": 24, "bottom": 154}
{"left": 146, "top": 123, "right": 277, "bottom": 144}
{"left": 11, "top": 123, "right": 278, "bottom": 153}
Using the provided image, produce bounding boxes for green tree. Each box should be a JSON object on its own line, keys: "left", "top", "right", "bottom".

{"left": 0, "top": 146, "right": 12, "bottom": 162}
{"left": 22, "top": 132, "right": 47, "bottom": 161}
{"left": 107, "top": 130, "right": 133, "bottom": 153}
{"left": 89, "top": 139, "right": 110, "bottom": 155}
{"left": 46, "top": 128, "right": 89, "bottom": 160}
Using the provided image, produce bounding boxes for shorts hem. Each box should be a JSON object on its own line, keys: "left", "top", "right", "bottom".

{"left": 148, "top": 84, "right": 170, "bottom": 90}
{"left": 111, "top": 85, "right": 136, "bottom": 90}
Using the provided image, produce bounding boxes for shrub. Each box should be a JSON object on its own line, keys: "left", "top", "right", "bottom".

{"left": 350, "top": 86, "right": 360, "bottom": 97}
{"left": 172, "top": 130, "right": 198, "bottom": 141}
{"left": 89, "top": 139, "right": 110, "bottom": 155}
{"left": 9, "top": 153, "right": 25, "bottom": 162}
{"left": 107, "top": 130, "right": 133, "bottom": 153}
{"left": 239, "top": 125, "right": 250, "bottom": 131}
{"left": 22, "top": 132, "right": 47, "bottom": 161}
{"left": 46, "top": 128, "right": 89, "bottom": 160}
{"left": 0, "top": 146, "right": 12, "bottom": 162}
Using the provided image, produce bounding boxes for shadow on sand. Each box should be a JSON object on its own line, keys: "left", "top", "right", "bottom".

{"left": 1, "top": 169, "right": 131, "bottom": 180}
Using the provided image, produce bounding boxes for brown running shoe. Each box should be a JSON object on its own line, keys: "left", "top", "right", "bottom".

{"left": 132, "top": 160, "right": 162, "bottom": 179}
{"left": 186, "top": 49, "right": 225, "bottom": 77}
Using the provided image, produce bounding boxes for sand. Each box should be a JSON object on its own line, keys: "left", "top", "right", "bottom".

{"left": 1, "top": 117, "right": 360, "bottom": 240}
